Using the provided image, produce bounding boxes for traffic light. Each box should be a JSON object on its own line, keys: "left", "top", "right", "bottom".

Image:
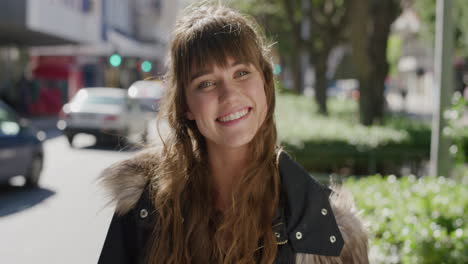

{"left": 273, "top": 64, "right": 282, "bottom": 75}
{"left": 109, "top": 53, "right": 122, "bottom": 67}
{"left": 141, "top": 60, "right": 152, "bottom": 73}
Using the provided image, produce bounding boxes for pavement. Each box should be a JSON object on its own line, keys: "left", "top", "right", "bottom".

{"left": 385, "top": 90, "right": 433, "bottom": 122}
{"left": 0, "top": 135, "right": 128, "bottom": 264}
{"left": 386, "top": 89, "right": 468, "bottom": 126}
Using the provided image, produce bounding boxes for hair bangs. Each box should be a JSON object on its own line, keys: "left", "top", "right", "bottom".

{"left": 179, "top": 20, "right": 261, "bottom": 87}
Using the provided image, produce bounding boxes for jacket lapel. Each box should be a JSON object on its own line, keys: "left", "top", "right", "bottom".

{"left": 275, "top": 152, "right": 344, "bottom": 256}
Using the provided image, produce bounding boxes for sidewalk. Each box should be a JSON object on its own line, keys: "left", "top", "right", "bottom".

{"left": 386, "top": 90, "right": 468, "bottom": 126}
{"left": 386, "top": 90, "right": 433, "bottom": 122}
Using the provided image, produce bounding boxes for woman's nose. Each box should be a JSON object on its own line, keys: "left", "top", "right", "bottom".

{"left": 218, "top": 80, "right": 239, "bottom": 101}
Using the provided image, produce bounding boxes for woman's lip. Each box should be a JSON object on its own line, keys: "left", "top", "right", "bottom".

{"left": 216, "top": 107, "right": 251, "bottom": 120}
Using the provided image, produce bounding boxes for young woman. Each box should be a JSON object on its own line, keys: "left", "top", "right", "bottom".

{"left": 98, "top": 3, "right": 368, "bottom": 264}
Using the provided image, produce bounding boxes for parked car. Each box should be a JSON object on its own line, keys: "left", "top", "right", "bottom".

{"left": 128, "top": 79, "right": 165, "bottom": 114}
{"left": 58, "top": 87, "right": 148, "bottom": 146}
{"left": 0, "top": 100, "right": 44, "bottom": 187}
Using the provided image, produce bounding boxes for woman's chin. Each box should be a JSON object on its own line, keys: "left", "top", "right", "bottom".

{"left": 214, "top": 133, "right": 256, "bottom": 150}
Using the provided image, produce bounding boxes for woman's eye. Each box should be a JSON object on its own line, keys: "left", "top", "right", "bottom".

{"left": 198, "top": 81, "right": 215, "bottom": 89}
{"left": 236, "top": 71, "right": 250, "bottom": 78}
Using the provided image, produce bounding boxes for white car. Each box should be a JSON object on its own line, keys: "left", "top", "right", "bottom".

{"left": 58, "top": 87, "right": 148, "bottom": 147}
{"left": 128, "top": 79, "right": 165, "bottom": 114}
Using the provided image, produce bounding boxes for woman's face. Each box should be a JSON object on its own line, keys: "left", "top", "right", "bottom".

{"left": 185, "top": 57, "right": 268, "bottom": 151}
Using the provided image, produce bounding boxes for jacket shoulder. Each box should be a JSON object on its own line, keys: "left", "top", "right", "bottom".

{"left": 295, "top": 187, "right": 369, "bottom": 263}
{"left": 100, "top": 147, "right": 161, "bottom": 215}
{"left": 277, "top": 151, "right": 368, "bottom": 261}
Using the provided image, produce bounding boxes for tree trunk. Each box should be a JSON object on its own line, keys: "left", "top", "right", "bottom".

{"left": 281, "top": 0, "right": 304, "bottom": 94}
{"left": 370, "top": 59, "right": 388, "bottom": 124}
{"left": 346, "top": 0, "right": 373, "bottom": 125}
{"left": 291, "top": 51, "right": 304, "bottom": 94}
{"left": 368, "top": 0, "right": 401, "bottom": 123}
{"left": 347, "top": 0, "right": 400, "bottom": 125}
{"left": 358, "top": 76, "right": 374, "bottom": 125}
{"left": 313, "top": 50, "right": 330, "bottom": 115}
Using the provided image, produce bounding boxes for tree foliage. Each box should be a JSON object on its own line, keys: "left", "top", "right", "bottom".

{"left": 235, "top": 0, "right": 349, "bottom": 114}
{"left": 234, "top": 0, "right": 306, "bottom": 94}
{"left": 233, "top": 0, "right": 404, "bottom": 125}
{"left": 306, "top": 0, "right": 348, "bottom": 115}
{"left": 346, "top": 0, "right": 403, "bottom": 125}
{"left": 234, "top": 0, "right": 295, "bottom": 61}
{"left": 413, "top": 0, "right": 468, "bottom": 55}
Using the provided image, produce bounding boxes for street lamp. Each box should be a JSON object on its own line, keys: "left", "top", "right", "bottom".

{"left": 430, "top": 0, "right": 454, "bottom": 177}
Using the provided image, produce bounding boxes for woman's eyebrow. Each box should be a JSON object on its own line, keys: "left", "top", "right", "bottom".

{"left": 230, "top": 60, "right": 249, "bottom": 67}
{"left": 190, "top": 70, "right": 211, "bottom": 82}
{"left": 190, "top": 61, "right": 249, "bottom": 82}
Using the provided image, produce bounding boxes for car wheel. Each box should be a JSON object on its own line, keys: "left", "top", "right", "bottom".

{"left": 141, "top": 126, "right": 148, "bottom": 144}
{"left": 25, "top": 154, "right": 43, "bottom": 188}
{"left": 95, "top": 134, "right": 111, "bottom": 146}
{"left": 116, "top": 128, "right": 129, "bottom": 147}
{"left": 95, "top": 135, "right": 105, "bottom": 145}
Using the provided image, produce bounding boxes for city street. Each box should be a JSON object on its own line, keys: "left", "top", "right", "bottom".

{"left": 0, "top": 134, "right": 137, "bottom": 264}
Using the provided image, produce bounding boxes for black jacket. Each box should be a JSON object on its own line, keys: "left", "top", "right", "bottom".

{"left": 98, "top": 151, "right": 368, "bottom": 263}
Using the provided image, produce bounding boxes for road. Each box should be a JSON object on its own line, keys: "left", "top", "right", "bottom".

{"left": 0, "top": 134, "right": 137, "bottom": 264}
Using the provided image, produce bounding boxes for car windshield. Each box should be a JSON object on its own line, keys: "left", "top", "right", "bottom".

{"left": 137, "top": 87, "right": 163, "bottom": 98}
{"left": 0, "top": 103, "right": 17, "bottom": 122}
{"left": 78, "top": 96, "right": 125, "bottom": 106}
{"left": 129, "top": 81, "right": 164, "bottom": 99}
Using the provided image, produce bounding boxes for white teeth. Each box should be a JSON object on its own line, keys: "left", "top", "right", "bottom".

{"left": 218, "top": 109, "right": 249, "bottom": 122}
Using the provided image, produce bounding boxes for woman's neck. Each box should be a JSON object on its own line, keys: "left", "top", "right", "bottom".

{"left": 207, "top": 144, "right": 248, "bottom": 211}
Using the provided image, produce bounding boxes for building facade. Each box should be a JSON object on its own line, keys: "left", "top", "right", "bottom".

{"left": 0, "top": 0, "right": 181, "bottom": 116}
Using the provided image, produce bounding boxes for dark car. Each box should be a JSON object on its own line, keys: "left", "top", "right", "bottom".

{"left": 0, "top": 100, "right": 44, "bottom": 187}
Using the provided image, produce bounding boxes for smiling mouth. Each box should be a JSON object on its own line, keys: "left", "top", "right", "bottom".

{"left": 217, "top": 108, "right": 251, "bottom": 123}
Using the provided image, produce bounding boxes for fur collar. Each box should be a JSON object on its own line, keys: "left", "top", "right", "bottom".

{"left": 100, "top": 147, "right": 160, "bottom": 214}
{"left": 100, "top": 148, "right": 368, "bottom": 263}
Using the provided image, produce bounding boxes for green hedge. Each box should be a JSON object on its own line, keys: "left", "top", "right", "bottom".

{"left": 345, "top": 175, "right": 468, "bottom": 263}
{"left": 275, "top": 93, "right": 432, "bottom": 174}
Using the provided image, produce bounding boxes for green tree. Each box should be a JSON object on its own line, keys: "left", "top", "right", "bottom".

{"left": 277, "top": 0, "right": 306, "bottom": 95}
{"left": 236, "top": 0, "right": 348, "bottom": 115}
{"left": 235, "top": 0, "right": 305, "bottom": 94}
{"left": 414, "top": 0, "right": 468, "bottom": 55}
{"left": 346, "top": 0, "right": 403, "bottom": 125}
{"left": 235, "top": 0, "right": 405, "bottom": 124}
{"left": 305, "top": 0, "right": 348, "bottom": 115}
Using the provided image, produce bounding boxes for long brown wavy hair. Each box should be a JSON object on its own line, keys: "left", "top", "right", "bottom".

{"left": 147, "top": 3, "right": 280, "bottom": 263}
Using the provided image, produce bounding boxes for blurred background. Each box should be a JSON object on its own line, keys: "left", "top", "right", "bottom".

{"left": 0, "top": 0, "right": 466, "bottom": 263}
